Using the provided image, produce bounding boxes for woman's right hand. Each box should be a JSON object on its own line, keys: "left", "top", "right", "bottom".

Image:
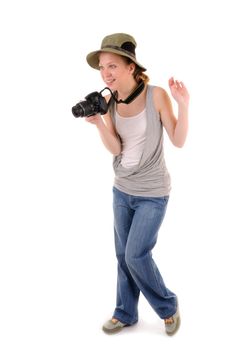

{"left": 85, "top": 114, "right": 103, "bottom": 126}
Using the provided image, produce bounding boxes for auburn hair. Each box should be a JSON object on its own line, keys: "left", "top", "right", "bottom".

{"left": 122, "top": 57, "right": 149, "bottom": 84}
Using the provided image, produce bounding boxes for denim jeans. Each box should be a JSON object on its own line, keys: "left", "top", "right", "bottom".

{"left": 112, "top": 187, "right": 177, "bottom": 325}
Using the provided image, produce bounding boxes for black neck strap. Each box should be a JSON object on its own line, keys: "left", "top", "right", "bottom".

{"left": 116, "top": 80, "right": 145, "bottom": 104}
{"left": 100, "top": 80, "right": 145, "bottom": 105}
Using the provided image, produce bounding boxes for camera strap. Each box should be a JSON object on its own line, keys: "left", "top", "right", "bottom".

{"left": 116, "top": 80, "right": 145, "bottom": 104}
{"left": 100, "top": 80, "right": 145, "bottom": 106}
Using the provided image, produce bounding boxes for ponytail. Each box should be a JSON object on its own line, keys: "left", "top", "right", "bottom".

{"left": 133, "top": 66, "right": 150, "bottom": 84}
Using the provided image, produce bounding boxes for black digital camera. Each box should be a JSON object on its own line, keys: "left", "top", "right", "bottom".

{"left": 72, "top": 81, "right": 145, "bottom": 118}
{"left": 72, "top": 91, "right": 109, "bottom": 118}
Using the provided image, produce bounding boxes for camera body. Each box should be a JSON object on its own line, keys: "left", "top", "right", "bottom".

{"left": 72, "top": 91, "right": 108, "bottom": 118}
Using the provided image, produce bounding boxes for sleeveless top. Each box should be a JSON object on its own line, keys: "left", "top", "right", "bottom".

{"left": 111, "top": 84, "right": 171, "bottom": 197}
{"left": 115, "top": 108, "right": 147, "bottom": 168}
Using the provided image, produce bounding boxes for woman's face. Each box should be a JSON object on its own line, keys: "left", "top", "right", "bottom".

{"left": 98, "top": 52, "right": 135, "bottom": 90}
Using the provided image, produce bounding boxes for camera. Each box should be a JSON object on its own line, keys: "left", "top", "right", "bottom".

{"left": 72, "top": 91, "right": 109, "bottom": 118}
{"left": 72, "top": 81, "right": 145, "bottom": 118}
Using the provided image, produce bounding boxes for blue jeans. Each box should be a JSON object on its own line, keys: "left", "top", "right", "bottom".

{"left": 112, "top": 187, "right": 177, "bottom": 325}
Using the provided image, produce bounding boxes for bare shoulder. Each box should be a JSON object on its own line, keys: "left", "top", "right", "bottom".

{"left": 152, "top": 86, "right": 171, "bottom": 112}
{"left": 152, "top": 86, "right": 176, "bottom": 139}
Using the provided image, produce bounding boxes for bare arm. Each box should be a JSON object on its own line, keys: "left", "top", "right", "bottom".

{"left": 85, "top": 112, "right": 121, "bottom": 156}
{"left": 155, "top": 78, "right": 189, "bottom": 148}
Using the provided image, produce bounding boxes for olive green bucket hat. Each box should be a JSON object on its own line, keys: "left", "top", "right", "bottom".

{"left": 86, "top": 33, "right": 146, "bottom": 71}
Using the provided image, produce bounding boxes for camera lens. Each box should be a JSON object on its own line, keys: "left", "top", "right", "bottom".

{"left": 72, "top": 101, "right": 95, "bottom": 118}
{"left": 72, "top": 102, "right": 85, "bottom": 117}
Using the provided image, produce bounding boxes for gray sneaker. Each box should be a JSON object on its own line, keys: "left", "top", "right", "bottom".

{"left": 102, "top": 319, "right": 127, "bottom": 334}
{"left": 164, "top": 309, "right": 181, "bottom": 336}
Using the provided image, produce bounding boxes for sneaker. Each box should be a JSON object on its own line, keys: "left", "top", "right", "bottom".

{"left": 164, "top": 309, "right": 181, "bottom": 336}
{"left": 102, "top": 318, "right": 127, "bottom": 334}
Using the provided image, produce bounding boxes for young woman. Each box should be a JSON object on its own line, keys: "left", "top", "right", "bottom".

{"left": 85, "top": 33, "right": 189, "bottom": 335}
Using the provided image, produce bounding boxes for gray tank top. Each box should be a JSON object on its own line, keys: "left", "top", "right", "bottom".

{"left": 111, "top": 84, "right": 171, "bottom": 197}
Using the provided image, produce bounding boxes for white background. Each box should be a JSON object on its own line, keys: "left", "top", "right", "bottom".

{"left": 0, "top": 0, "right": 232, "bottom": 349}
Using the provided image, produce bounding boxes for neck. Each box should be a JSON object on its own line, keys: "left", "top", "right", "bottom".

{"left": 116, "top": 80, "right": 145, "bottom": 105}
{"left": 117, "top": 81, "right": 138, "bottom": 100}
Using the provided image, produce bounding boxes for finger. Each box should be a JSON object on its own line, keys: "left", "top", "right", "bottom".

{"left": 168, "top": 77, "right": 174, "bottom": 86}
{"left": 85, "top": 116, "right": 95, "bottom": 123}
{"left": 180, "top": 81, "right": 187, "bottom": 90}
{"left": 176, "top": 81, "right": 185, "bottom": 91}
{"left": 176, "top": 80, "right": 184, "bottom": 87}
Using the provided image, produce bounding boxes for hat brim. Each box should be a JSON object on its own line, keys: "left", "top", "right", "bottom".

{"left": 86, "top": 48, "right": 146, "bottom": 71}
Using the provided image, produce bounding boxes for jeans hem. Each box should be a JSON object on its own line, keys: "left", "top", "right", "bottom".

{"left": 113, "top": 310, "right": 138, "bottom": 326}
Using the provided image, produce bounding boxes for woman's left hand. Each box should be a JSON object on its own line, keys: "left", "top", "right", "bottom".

{"left": 168, "top": 77, "right": 190, "bottom": 107}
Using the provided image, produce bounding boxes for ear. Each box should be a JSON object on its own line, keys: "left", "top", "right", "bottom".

{"left": 129, "top": 63, "right": 136, "bottom": 74}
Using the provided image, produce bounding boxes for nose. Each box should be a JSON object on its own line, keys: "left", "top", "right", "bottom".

{"left": 101, "top": 68, "right": 111, "bottom": 79}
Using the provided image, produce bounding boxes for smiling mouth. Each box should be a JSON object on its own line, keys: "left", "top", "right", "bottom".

{"left": 105, "top": 79, "right": 115, "bottom": 84}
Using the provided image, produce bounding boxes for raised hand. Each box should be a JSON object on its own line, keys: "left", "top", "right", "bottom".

{"left": 168, "top": 77, "right": 190, "bottom": 107}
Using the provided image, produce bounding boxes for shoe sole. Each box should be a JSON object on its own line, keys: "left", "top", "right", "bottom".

{"left": 102, "top": 325, "right": 126, "bottom": 334}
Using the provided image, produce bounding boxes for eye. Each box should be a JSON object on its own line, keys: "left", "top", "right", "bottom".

{"left": 109, "top": 64, "right": 117, "bottom": 69}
